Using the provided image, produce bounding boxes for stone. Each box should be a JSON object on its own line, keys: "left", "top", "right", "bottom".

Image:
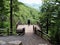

{"left": 38, "top": 44, "right": 47, "bottom": 45}
{"left": 7, "top": 40, "right": 22, "bottom": 45}
{"left": 0, "top": 40, "right": 6, "bottom": 45}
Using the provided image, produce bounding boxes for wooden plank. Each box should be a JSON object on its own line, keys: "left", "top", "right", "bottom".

{"left": 0, "top": 40, "right": 7, "bottom": 45}
{"left": 7, "top": 40, "right": 22, "bottom": 45}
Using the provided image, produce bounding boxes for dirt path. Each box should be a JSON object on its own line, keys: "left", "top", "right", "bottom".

{"left": 0, "top": 25, "right": 51, "bottom": 45}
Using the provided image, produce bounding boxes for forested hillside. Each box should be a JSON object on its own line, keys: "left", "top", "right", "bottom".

{"left": 14, "top": 2, "right": 40, "bottom": 24}
{"left": 0, "top": 0, "right": 41, "bottom": 28}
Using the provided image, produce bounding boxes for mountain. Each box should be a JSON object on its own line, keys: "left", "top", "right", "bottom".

{"left": 24, "top": 3, "right": 42, "bottom": 10}
{"left": 18, "top": 0, "right": 42, "bottom": 10}
{"left": 13, "top": 2, "right": 41, "bottom": 24}
{"left": 0, "top": 1, "right": 41, "bottom": 28}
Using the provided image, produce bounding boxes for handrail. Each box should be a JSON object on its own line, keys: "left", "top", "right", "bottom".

{"left": 36, "top": 22, "right": 50, "bottom": 40}
{"left": 0, "top": 27, "right": 9, "bottom": 35}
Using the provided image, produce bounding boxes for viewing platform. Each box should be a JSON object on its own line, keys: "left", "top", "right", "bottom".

{"left": 0, "top": 25, "right": 51, "bottom": 45}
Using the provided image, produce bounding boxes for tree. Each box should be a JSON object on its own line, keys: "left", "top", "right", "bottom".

{"left": 40, "top": 0, "right": 60, "bottom": 44}
{"left": 0, "top": 0, "right": 6, "bottom": 28}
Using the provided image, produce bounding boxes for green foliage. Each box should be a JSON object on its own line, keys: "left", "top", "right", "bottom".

{"left": 40, "top": 0, "right": 60, "bottom": 44}
{"left": 13, "top": 2, "right": 40, "bottom": 24}
{"left": 0, "top": 0, "right": 41, "bottom": 32}
{"left": 0, "top": 0, "right": 60, "bottom": 44}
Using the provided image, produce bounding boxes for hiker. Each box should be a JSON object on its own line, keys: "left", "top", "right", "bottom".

{"left": 28, "top": 19, "right": 30, "bottom": 25}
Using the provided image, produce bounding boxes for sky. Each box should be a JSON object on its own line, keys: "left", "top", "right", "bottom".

{"left": 18, "top": 0, "right": 42, "bottom": 10}
{"left": 18, "top": 0, "right": 42, "bottom": 4}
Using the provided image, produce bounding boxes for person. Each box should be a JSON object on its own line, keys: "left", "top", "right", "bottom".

{"left": 28, "top": 19, "right": 30, "bottom": 25}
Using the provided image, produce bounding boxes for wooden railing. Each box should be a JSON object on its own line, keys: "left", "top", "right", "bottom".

{"left": 0, "top": 27, "right": 9, "bottom": 36}
{"left": 33, "top": 24, "right": 51, "bottom": 41}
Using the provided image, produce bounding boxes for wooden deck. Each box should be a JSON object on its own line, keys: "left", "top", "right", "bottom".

{"left": 0, "top": 25, "right": 51, "bottom": 45}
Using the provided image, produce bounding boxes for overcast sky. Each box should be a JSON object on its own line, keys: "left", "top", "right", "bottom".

{"left": 18, "top": 0, "right": 42, "bottom": 4}
{"left": 18, "top": 0, "right": 42, "bottom": 10}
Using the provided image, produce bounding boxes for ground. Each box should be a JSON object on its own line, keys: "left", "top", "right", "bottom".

{"left": 0, "top": 25, "right": 51, "bottom": 45}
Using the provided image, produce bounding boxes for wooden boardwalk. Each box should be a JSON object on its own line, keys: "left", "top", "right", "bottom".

{"left": 0, "top": 25, "right": 51, "bottom": 45}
